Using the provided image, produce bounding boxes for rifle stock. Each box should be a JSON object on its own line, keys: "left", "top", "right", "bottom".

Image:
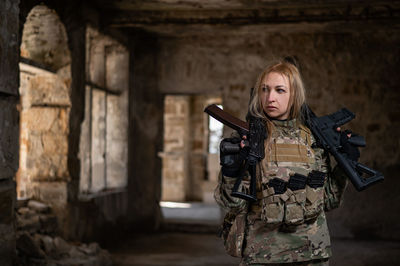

{"left": 204, "top": 105, "right": 249, "bottom": 135}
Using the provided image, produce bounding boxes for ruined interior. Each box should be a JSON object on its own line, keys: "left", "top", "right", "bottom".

{"left": 1, "top": 0, "right": 400, "bottom": 265}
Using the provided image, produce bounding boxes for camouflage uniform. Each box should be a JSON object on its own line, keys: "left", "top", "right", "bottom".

{"left": 215, "top": 119, "right": 348, "bottom": 265}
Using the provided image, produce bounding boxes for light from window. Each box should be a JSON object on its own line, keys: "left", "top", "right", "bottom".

{"left": 208, "top": 104, "right": 223, "bottom": 154}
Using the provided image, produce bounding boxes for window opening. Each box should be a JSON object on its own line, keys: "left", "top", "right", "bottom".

{"left": 79, "top": 26, "right": 129, "bottom": 197}
{"left": 208, "top": 104, "right": 223, "bottom": 154}
{"left": 160, "top": 95, "right": 224, "bottom": 227}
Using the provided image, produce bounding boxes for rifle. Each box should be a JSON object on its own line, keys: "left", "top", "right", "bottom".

{"left": 204, "top": 104, "right": 265, "bottom": 201}
{"left": 302, "top": 105, "right": 384, "bottom": 191}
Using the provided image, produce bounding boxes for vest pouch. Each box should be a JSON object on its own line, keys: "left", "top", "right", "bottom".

{"left": 261, "top": 194, "right": 284, "bottom": 224}
{"left": 304, "top": 185, "right": 324, "bottom": 220}
{"left": 284, "top": 188, "right": 306, "bottom": 226}
{"left": 223, "top": 212, "right": 246, "bottom": 257}
{"left": 304, "top": 171, "right": 326, "bottom": 220}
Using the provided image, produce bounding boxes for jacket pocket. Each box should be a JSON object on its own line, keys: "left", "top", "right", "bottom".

{"left": 223, "top": 212, "right": 247, "bottom": 257}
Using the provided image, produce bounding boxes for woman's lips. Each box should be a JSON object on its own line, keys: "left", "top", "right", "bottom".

{"left": 267, "top": 106, "right": 277, "bottom": 110}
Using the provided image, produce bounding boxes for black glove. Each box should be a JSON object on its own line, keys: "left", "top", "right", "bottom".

{"left": 340, "top": 130, "right": 361, "bottom": 161}
{"left": 220, "top": 138, "right": 249, "bottom": 177}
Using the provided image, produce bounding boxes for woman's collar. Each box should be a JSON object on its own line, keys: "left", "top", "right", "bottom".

{"left": 271, "top": 118, "right": 297, "bottom": 128}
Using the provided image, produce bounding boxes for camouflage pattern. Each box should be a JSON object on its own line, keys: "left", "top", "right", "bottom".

{"left": 214, "top": 119, "right": 348, "bottom": 264}
{"left": 240, "top": 257, "right": 329, "bottom": 266}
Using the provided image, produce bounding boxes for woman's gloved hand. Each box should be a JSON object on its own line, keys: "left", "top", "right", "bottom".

{"left": 220, "top": 137, "right": 249, "bottom": 177}
{"left": 339, "top": 129, "right": 361, "bottom": 161}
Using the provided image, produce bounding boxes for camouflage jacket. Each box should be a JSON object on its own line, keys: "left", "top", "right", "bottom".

{"left": 214, "top": 119, "right": 348, "bottom": 264}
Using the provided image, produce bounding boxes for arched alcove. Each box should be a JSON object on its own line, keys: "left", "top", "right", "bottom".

{"left": 20, "top": 4, "right": 70, "bottom": 71}
{"left": 17, "top": 4, "right": 72, "bottom": 208}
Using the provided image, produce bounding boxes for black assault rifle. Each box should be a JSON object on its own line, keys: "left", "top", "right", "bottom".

{"left": 302, "top": 105, "right": 384, "bottom": 191}
{"left": 205, "top": 104, "right": 266, "bottom": 201}
{"left": 205, "top": 104, "right": 383, "bottom": 199}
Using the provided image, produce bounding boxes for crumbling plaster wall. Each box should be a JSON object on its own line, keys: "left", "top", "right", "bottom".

{"left": 156, "top": 23, "right": 400, "bottom": 240}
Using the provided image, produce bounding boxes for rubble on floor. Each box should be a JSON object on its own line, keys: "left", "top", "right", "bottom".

{"left": 16, "top": 199, "right": 112, "bottom": 266}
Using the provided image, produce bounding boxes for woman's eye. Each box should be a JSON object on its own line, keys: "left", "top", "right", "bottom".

{"left": 277, "top": 88, "right": 286, "bottom": 93}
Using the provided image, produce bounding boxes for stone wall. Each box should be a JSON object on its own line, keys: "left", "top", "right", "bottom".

{"left": 161, "top": 96, "right": 190, "bottom": 202}
{"left": 20, "top": 4, "right": 71, "bottom": 70}
{"left": 18, "top": 64, "right": 71, "bottom": 201}
{"left": 17, "top": 4, "right": 72, "bottom": 241}
{"left": 0, "top": 0, "right": 20, "bottom": 264}
{"left": 155, "top": 22, "right": 400, "bottom": 240}
{"left": 18, "top": 1, "right": 135, "bottom": 243}
{"left": 161, "top": 95, "right": 208, "bottom": 202}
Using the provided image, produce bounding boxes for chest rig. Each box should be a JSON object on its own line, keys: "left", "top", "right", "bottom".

{"left": 254, "top": 119, "right": 326, "bottom": 226}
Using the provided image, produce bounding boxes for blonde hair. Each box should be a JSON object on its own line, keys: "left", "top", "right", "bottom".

{"left": 248, "top": 59, "right": 306, "bottom": 146}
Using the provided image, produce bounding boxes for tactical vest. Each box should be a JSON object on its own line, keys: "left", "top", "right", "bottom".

{"left": 253, "top": 119, "right": 326, "bottom": 226}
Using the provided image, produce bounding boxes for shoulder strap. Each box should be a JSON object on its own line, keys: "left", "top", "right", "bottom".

{"left": 299, "top": 124, "right": 312, "bottom": 148}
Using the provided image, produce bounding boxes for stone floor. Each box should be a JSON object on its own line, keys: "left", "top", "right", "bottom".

{"left": 109, "top": 232, "right": 400, "bottom": 266}
{"left": 109, "top": 202, "right": 400, "bottom": 266}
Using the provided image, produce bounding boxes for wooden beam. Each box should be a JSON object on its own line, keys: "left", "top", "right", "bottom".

{"left": 103, "top": 2, "right": 400, "bottom": 27}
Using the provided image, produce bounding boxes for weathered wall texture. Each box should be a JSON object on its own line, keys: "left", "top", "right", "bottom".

{"left": 129, "top": 31, "right": 164, "bottom": 230}
{"left": 18, "top": 65, "right": 71, "bottom": 201}
{"left": 0, "top": 0, "right": 20, "bottom": 264}
{"left": 155, "top": 23, "right": 400, "bottom": 240}
{"left": 18, "top": 4, "right": 72, "bottom": 241}
{"left": 0, "top": 0, "right": 19, "bottom": 96}
{"left": 20, "top": 4, "right": 71, "bottom": 70}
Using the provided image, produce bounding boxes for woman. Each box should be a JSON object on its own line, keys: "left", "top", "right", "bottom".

{"left": 215, "top": 58, "right": 352, "bottom": 265}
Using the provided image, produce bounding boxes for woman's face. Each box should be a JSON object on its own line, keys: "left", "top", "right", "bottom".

{"left": 261, "top": 72, "right": 291, "bottom": 120}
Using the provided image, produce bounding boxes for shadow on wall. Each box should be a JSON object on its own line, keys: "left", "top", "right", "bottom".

{"left": 327, "top": 163, "right": 400, "bottom": 241}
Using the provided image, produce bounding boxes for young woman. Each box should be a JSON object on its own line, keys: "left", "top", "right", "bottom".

{"left": 215, "top": 58, "right": 353, "bottom": 265}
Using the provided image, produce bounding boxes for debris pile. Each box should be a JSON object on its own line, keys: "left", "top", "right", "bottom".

{"left": 16, "top": 200, "right": 112, "bottom": 266}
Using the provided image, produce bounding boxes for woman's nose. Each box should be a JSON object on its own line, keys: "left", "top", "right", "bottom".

{"left": 267, "top": 91, "right": 276, "bottom": 102}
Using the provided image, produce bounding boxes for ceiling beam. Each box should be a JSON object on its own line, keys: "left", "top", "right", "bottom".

{"left": 102, "top": 3, "right": 400, "bottom": 27}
